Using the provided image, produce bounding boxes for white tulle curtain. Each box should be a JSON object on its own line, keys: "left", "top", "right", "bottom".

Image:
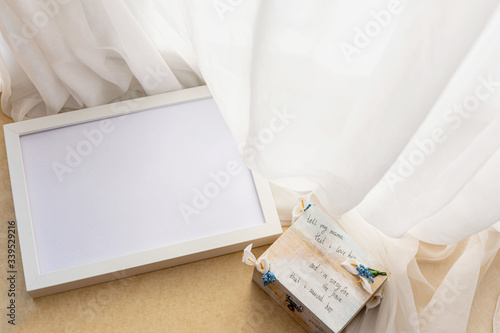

{"left": 1, "top": 0, "right": 499, "bottom": 332}
{"left": 0, "top": 0, "right": 204, "bottom": 120}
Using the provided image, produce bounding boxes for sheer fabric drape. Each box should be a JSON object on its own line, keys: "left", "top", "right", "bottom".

{"left": 0, "top": 0, "right": 203, "bottom": 120}
{"left": 1, "top": 0, "right": 499, "bottom": 331}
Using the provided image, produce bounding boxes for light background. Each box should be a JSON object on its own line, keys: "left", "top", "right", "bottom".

{"left": 0, "top": 102, "right": 499, "bottom": 332}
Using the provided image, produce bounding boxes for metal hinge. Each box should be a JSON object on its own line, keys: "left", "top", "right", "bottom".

{"left": 285, "top": 295, "right": 303, "bottom": 312}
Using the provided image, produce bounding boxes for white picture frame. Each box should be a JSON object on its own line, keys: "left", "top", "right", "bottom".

{"left": 4, "top": 86, "right": 282, "bottom": 297}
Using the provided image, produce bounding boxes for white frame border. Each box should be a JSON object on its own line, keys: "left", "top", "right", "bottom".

{"left": 5, "top": 86, "right": 282, "bottom": 297}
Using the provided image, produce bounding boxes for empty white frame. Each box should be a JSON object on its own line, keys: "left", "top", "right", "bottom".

{"left": 5, "top": 86, "right": 282, "bottom": 297}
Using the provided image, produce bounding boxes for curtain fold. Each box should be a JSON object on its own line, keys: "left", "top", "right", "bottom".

{"left": 1, "top": 1, "right": 499, "bottom": 331}
{"left": 0, "top": 0, "right": 204, "bottom": 121}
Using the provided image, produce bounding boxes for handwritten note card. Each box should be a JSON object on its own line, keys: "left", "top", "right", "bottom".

{"left": 265, "top": 206, "right": 388, "bottom": 332}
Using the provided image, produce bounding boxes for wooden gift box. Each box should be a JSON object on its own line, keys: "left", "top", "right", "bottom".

{"left": 252, "top": 206, "right": 389, "bottom": 333}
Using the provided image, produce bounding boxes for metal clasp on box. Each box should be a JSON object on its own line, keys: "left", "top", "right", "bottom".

{"left": 285, "top": 295, "right": 303, "bottom": 312}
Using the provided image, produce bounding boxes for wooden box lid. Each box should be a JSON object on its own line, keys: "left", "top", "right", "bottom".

{"left": 254, "top": 206, "right": 389, "bottom": 332}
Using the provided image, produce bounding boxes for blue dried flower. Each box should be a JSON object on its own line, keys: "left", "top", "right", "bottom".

{"left": 356, "top": 264, "right": 374, "bottom": 283}
{"left": 262, "top": 271, "right": 276, "bottom": 286}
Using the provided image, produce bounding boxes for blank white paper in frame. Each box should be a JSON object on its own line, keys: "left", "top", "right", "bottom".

{"left": 5, "top": 86, "right": 282, "bottom": 296}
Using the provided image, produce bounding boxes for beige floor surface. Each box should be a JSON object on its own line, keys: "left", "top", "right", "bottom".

{"left": 0, "top": 102, "right": 498, "bottom": 333}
